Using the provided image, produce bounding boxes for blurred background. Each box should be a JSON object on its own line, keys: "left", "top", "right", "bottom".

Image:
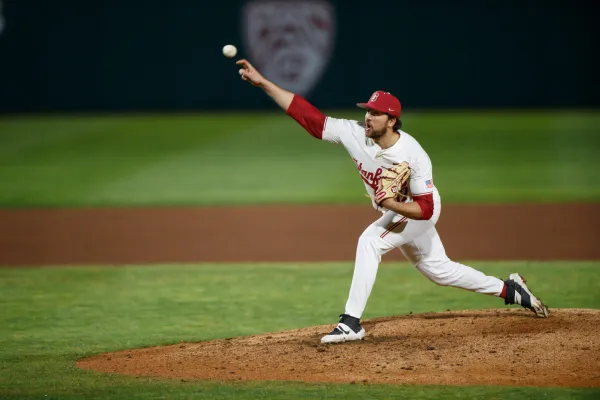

{"left": 0, "top": 0, "right": 598, "bottom": 113}
{"left": 1, "top": 0, "right": 599, "bottom": 206}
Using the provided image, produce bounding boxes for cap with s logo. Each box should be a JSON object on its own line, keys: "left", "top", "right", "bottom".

{"left": 357, "top": 90, "right": 402, "bottom": 118}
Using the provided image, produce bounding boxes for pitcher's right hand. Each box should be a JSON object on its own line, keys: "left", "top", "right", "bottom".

{"left": 236, "top": 59, "right": 267, "bottom": 87}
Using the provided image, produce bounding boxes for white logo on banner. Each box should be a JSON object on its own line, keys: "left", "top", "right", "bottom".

{"left": 242, "top": 0, "right": 336, "bottom": 97}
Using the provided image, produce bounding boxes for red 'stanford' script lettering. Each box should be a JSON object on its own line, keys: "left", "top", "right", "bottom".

{"left": 352, "top": 158, "right": 382, "bottom": 190}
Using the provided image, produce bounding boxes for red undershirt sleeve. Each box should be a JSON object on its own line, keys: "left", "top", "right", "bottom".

{"left": 286, "top": 94, "right": 326, "bottom": 139}
{"left": 412, "top": 193, "right": 434, "bottom": 220}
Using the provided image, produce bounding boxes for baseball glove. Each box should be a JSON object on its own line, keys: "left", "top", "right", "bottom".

{"left": 374, "top": 162, "right": 411, "bottom": 206}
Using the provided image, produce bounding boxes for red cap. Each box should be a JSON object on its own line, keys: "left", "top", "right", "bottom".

{"left": 357, "top": 90, "right": 402, "bottom": 118}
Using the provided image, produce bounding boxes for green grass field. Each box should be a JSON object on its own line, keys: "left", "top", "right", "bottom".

{"left": 1, "top": 261, "right": 600, "bottom": 399}
{"left": 1, "top": 110, "right": 599, "bottom": 206}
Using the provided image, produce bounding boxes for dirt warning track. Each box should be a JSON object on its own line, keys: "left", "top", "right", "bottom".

{"left": 1, "top": 203, "right": 599, "bottom": 266}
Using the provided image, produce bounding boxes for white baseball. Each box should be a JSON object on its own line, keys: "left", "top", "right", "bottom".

{"left": 222, "top": 44, "right": 237, "bottom": 58}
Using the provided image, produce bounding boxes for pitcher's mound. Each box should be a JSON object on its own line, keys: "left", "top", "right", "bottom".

{"left": 77, "top": 308, "right": 600, "bottom": 387}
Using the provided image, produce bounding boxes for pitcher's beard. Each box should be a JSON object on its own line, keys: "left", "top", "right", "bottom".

{"left": 366, "top": 126, "right": 387, "bottom": 139}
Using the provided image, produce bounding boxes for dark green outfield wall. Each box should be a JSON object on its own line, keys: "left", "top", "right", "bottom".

{"left": 0, "top": 0, "right": 597, "bottom": 113}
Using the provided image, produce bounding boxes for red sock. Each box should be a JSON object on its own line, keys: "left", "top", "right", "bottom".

{"left": 500, "top": 283, "right": 507, "bottom": 299}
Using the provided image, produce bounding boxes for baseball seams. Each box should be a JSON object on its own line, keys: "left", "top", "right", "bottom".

{"left": 380, "top": 217, "right": 408, "bottom": 239}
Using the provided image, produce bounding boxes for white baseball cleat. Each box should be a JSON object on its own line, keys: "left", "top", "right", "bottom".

{"left": 504, "top": 273, "right": 549, "bottom": 317}
{"left": 321, "top": 314, "right": 365, "bottom": 344}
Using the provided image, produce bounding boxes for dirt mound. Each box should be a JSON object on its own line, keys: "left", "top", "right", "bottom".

{"left": 77, "top": 308, "right": 600, "bottom": 387}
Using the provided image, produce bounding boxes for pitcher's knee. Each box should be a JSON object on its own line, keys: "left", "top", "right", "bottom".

{"left": 416, "top": 259, "right": 456, "bottom": 287}
{"left": 357, "top": 231, "right": 387, "bottom": 255}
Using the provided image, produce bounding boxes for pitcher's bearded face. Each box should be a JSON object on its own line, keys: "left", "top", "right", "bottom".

{"left": 365, "top": 110, "right": 395, "bottom": 138}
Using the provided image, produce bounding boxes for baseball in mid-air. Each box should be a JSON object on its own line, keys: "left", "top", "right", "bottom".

{"left": 222, "top": 44, "right": 237, "bottom": 58}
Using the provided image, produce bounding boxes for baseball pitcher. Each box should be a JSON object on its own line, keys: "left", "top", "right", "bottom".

{"left": 236, "top": 59, "right": 549, "bottom": 344}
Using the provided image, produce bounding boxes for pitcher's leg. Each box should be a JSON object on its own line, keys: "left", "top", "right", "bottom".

{"left": 400, "top": 227, "right": 505, "bottom": 295}
{"left": 344, "top": 212, "right": 433, "bottom": 318}
{"left": 400, "top": 227, "right": 550, "bottom": 317}
{"left": 343, "top": 214, "right": 397, "bottom": 318}
{"left": 324, "top": 213, "right": 441, "bottom": 344}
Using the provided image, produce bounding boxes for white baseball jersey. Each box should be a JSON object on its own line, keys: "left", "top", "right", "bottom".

{"left": 322, "top": 117, "right": 441, "bottom": 213}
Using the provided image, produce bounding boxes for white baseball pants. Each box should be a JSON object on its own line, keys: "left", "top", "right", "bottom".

{"left": 345, "top": 204, "right": 505, "bottom": 319}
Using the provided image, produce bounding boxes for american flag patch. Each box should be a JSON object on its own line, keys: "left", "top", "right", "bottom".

{"left": 425, "top": 179, "right": 433, "bottom": 188}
